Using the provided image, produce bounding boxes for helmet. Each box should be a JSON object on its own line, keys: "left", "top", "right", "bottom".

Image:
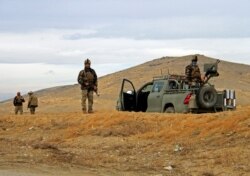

{"left": 28, "top": 91, "right": 33, "bottom": 95}
{"left": 192, "top": 55, "right": 198, "bottom": 62}
{"left": 84, "top": 59, "right": 91, "bottom": 65}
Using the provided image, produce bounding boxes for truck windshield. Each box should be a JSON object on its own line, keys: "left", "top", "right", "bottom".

{"left": 152, "top": 82, "right": 164, "bottom": 92}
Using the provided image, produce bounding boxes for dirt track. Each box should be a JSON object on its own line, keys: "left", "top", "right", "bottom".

{"left": 0, "top": 108, "right": 249, "bottom": 176}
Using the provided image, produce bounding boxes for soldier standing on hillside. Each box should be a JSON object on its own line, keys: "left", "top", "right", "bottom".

{"left": 77, "top": 59, "right": 98, "bottom": 113}
{"left": 27, "top": 91, "right": 38, "bottom": 114}
{"left": 13, "top": 92, "right": 25, "bottom": 115}
{"left": 185, "top": 55, "right": 203, "bottom": 87}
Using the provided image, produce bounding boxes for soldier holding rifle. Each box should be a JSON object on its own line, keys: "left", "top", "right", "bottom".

{"left": 77, "top": 59, "right": 98, "bottom": 113}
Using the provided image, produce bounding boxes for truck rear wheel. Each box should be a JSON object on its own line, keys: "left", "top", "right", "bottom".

{"left": 197, "top": 86, "right": 217, "bottom": 109}
{"left": 165, "top": 106, "right": 175, "bottom": 113}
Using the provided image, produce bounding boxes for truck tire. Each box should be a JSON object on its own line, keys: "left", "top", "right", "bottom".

{"left": 165, "top": 106, "right": 175, "bottom": 113}
{"left": 197, "top": 86, "right": 217, "bottom": 109}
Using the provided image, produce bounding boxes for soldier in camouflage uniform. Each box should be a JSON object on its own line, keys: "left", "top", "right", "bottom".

{"left": 77, "top": 59, "right": 98, "bottom": 113}
{"left": 27, "top": 91, "right": 38, "bottom": 114}
{"left": 13, "top": 92, "right": 25, "bottom": 115}
{"left": 185, "top": 56, "right": 203, "bottom": 87}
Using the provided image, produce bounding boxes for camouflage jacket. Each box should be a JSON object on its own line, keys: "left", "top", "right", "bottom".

{"left": 28, "top": 95, "right": 38, "bottom": 108}
{"left": 13, "top": 96, "right": 25, "bottom": 106}
{"left": 77, "top": 68, "right": 98, "bottom": 90}
{"left": 185, "top": 64, "right": 202, "bottom": 82}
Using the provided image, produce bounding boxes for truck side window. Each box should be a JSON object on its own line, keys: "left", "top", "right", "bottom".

{"left": 169, "top": 81, "right": 178, "bottom": 90}
{"left": 141, "top": 84, "right": 153, "bottom": 93}
{"left": 152, "top": 82, "right": 164, "bottom": 92}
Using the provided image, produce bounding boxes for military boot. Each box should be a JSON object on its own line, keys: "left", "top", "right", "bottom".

{"left": 88, "top": 110, "right": 94, "bottom": 113}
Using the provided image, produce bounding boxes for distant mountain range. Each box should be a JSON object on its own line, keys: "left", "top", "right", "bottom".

{"left": 0, "top": 93, "right": 14, "bottom": 103}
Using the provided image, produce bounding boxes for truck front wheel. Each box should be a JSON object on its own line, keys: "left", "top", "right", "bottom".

{"left": 165, "top": 106, "right": 175, "bottom": 113}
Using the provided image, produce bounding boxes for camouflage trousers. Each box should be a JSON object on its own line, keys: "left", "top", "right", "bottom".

{"left": 81, "top": 89, "right": 94, "bottom": 113}
{"left": 15, "top": 106, "right": 23, "bottom": 115}
{"left": 29, "top": 106, "right": 36, "bottom": 114}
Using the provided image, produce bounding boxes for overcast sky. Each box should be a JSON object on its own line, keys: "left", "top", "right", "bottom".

{"left": 0, "top": 0, "right": 250, "bottom": 100}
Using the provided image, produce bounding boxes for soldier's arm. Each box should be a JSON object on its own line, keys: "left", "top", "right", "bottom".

{"left": 13, "top": 97, "right": 16, "bottom": 106}
{"left": 93, "top": 69, "right": 98, "bottom": 87}
{"left": 77, "top": 71, "right": 84, "bottom": 85}
{"left": 185, "top": 65, "right": 192, "bottom": 79}
{"left": 197, "top": 67, "right": 203, "bottom": 81}
{"left": 27, "top": 97, "right": 31, "bottom": 108}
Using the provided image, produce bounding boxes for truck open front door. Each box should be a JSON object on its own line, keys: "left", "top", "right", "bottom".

{"left": 119, "top": 79, "right": 136, "bottom": 111}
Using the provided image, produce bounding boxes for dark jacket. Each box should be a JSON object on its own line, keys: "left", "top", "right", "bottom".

{"left": 77, "top": 68, "right": 98, "bottom": 90}
{"left": 13, "top": 96, "right": 25, "bottom": 106}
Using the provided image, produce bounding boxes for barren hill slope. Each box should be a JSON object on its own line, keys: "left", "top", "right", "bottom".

{"left": 0, "top": 55, "right": 250, "bottom": 176}
{"left": 1, "top": 55, "right": 250, "bottom": 113}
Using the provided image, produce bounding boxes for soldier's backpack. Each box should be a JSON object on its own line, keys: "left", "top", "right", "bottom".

{"left": 30, "top": 96, "right": 38, "bottom": 107}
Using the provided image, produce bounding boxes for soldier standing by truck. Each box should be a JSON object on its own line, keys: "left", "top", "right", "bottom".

{"left": 77, "top": 59, "right": 98, "bottom": 113}
{"left": 27, "top": 91, "right": 38, "bottom": 114}
{"left": 13, "top": 92, "right": 25, "bottom": 115}
{"left": 185, "top": 55, "right": 203, "bottom": 87}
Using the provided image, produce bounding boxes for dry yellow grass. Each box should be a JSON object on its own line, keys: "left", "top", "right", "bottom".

{"left": 0, "top": 107, "right": 249, "bottom": 175}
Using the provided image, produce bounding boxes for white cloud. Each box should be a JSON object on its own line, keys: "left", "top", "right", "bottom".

{"left": 0, "top": 62, "right": 133, "bottom": 100}
{"left": 1, "top": 0, "right": 249, "bottom": 101}
{"left": 58, "top": 50, "right": 87, "bottom": 57}
{"left": 0, "top": 63, "right": 76, "bottom": 93}
{"left": 0, "top": 29, "right": 250, "bottom": 65}
{"left": 0, "top": 29, "right": 250, "bottom": 100}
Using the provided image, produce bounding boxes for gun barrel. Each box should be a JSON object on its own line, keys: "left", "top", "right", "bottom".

{"left": 95, "top": 90, "right": 100, "bottom": 96}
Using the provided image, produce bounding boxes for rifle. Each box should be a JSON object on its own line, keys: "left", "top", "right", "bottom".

{"left": 94, "top": 90, "right": 100, "bottom": 96}
{"left": 94, "top": 87, "right": 100, "bottom": 96}
{"left": 204, "top": 59, "right": 220, "bottom": 84}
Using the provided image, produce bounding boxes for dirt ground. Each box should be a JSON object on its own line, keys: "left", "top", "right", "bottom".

{"left": 0, "top": 108, "right": 249, "bottom": 176}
